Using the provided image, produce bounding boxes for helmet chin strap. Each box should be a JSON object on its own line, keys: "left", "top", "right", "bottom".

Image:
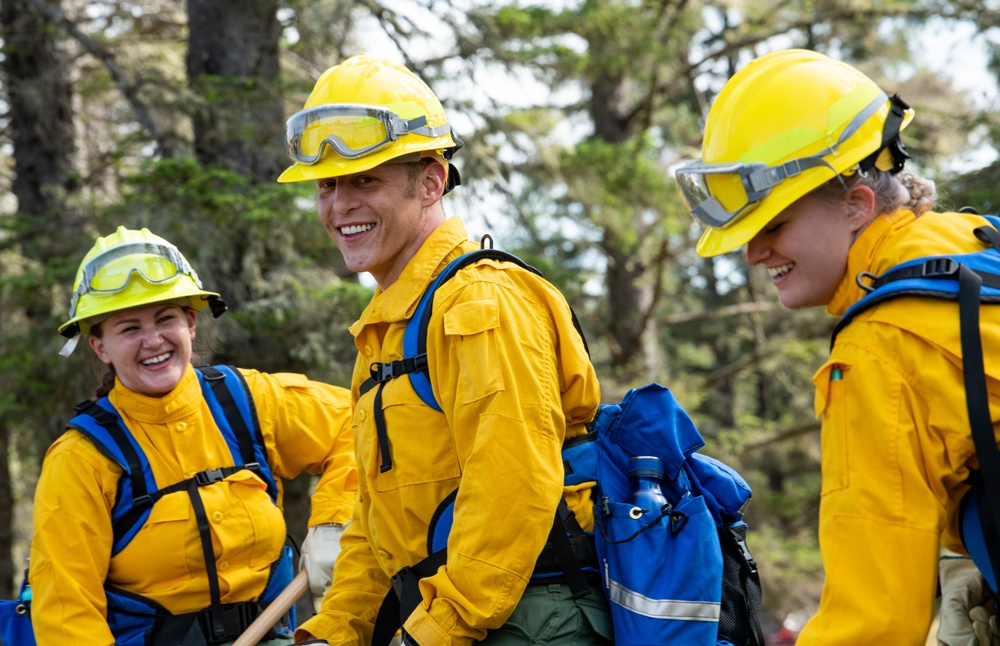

{"left": 59, "top": 333, "right": 81, "bottom": 358}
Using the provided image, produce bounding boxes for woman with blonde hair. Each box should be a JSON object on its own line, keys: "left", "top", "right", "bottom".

{"left": 677, "top": 49, "right": 999, "bottom": 645}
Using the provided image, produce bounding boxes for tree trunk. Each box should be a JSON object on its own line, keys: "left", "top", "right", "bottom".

{"left": 186, "top": 0, "right": 286, "bottom": 184}
{"left": 186, "top": 0, "right": 316, "bottom": 565}
{"left": 0, "top": 0, "right": 77, "bottom": 599}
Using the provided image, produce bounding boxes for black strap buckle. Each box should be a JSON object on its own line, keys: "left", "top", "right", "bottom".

{"left": 195, "top": 468, "right": 226, "bottom": 486}
{"left": 370, "top": 361, "right": 397, "bottom": 383}
{"left": 132, "top": 494, "right": 153, "bottom": 510}
{"left": 921, "top": 258, "right": 959, "bottom": 278}
{"left": 370, "top": 355, "right": 429, "bottom": 384}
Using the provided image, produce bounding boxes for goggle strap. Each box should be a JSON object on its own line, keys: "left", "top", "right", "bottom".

{"left": 81, "top": 242, "right": 189, "bottom": 286}
{"left": 749, "top": 156, "right": 835, "bottom": 194}
{"left": 403, "top": 121, "right": 453, "bottom": 140}
{"left": 289, "top": 102, "right": 456, "bottom": 164}
{"left": 858, "top": 93, "right": 911, "bottom": 173}
{"left": 68, "top": 241, "right": 194, "bottom": 319}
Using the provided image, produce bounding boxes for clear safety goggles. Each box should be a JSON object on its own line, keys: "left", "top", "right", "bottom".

{"left": 285, "top": 103, "right": 453, "bottom": 164}
{"left": 68, "top": 242, "right": 197, "bottom": 317}
{"left": 676, "top": 91, "right": 888, "bottom": 230}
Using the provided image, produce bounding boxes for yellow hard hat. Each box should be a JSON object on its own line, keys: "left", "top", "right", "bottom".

{"left": 277, "top": 54, "right": 462, "bottom": 186}
{"left": 675, "top": 49, "right": 914, "bottom": 257}
{"left": 59, "top": 226, "right": 225, "bottom": 339}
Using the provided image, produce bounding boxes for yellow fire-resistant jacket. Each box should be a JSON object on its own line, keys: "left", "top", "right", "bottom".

{"left": 29, "top": 365, "right": 356, "bottom": 645}
{"left": 298, "top": 217, "right": 600, "bottom": 646}
{"left": 797, "top": 209, "right": 1000, "bottom": 645}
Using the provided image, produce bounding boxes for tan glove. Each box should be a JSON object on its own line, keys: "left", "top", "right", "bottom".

{"left": 299, "top": 523, "right": 347, "bottom": 598}
{"left": 938, "top": 553, "right": 1000, "bottom": 646}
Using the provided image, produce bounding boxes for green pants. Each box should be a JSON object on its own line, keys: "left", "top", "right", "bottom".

{"left": 477, "top": 582, "right": 613, "bottom": 645}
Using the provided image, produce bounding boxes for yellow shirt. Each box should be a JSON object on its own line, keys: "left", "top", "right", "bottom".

{"left": 29, "top": 365, "right": 356, "bottom": 645}
{"left": 798, "top": 209, "right": 1000, "bottom": 645}
{"left": 300, "top": 216, "right": 600, "bottom": 645}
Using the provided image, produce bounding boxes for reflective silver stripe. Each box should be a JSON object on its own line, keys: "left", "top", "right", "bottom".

{"left": 607, "top": 578, "right": 721, "bottom": 622}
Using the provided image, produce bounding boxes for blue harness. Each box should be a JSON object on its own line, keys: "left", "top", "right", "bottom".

{"left": 0, "top": 365, "right": 295, "bottom": 646}
{"left": 362, "top": 243, "right": 765, "bottom": 646}
{"left": 833, "top": 213, "right": 1000, "bottom": 591}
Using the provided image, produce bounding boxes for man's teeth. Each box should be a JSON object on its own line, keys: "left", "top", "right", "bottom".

{"left": 768, "top": 262, "right": 794, "bottom": 278}
{"left": 142, "top": 353, "right": 170, "bottom": 365}
{"left": 341, "top": 223, "right": 374, "bottom": 235}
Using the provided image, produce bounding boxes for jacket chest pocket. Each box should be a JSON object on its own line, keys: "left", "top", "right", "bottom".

{"left": 814, "top": 361, "right": 851, "bottom": 495}
{"left": 110, "top": 495, "right": 192, "bottom": 586}
{"left": 358, "top": 378, "right": 462, "bottom": 493}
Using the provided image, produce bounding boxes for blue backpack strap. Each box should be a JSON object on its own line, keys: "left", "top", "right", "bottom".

{"left": 562, "top": 431, "right": 598, "bottom": 487}
{"left": 833, "top": 217, "right": 1000, "bottom": 344}
{"left": 955, "top": 255, "right": 1000, "bottom": 591}
{"left": 69, "top": 398, "right": 158, "bottom": 555}
{"left": 359, "top": 245, "right": 541, "bottom": 472}
{"left": 403, "top": 248, "right": 541, "bottom": 410}
{"left": 196, "top": 364, "right": 277, "bottom": 501}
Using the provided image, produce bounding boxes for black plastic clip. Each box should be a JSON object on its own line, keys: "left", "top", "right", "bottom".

{"left": 920, "top": 258, "right": 958, "bottom": 278}
{"left": 195, "top": 468, "right": 226, "bottom": 486}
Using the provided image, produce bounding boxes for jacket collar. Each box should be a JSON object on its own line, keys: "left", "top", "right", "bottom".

{"left": 827, "top": 209, "right": 915, "bottom": 317}
{"left": 108, "top": 364, "right": 202, "bottom": 423}
{"left": 350, "top": 216, "right": 471, "bottom": 332}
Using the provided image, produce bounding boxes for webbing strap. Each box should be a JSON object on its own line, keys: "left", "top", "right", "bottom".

{"left": 371, "top": 549, "right": 448, "bottom": 646}
{"left": 200, "top": 365, "right": 257, "bottom": 467}
{"left": 72, "top": 400, "right": 155, "bottom": 548}
{"left": 957, "top": 265, "right": 1000, "bottom": 589}
{"left": 721, "top": 526, "right": 766, "bottom": 646}
{"left": 187, "top": 478, "right": 226, "bottom": 639}
{"left": 858, "top": 93, "right": 911, "bottom": 174}
{"left": 373, "top": 383, "right": 393, "bottom": 473}
{"left": 544, "top": 501, "right": 591, "bottom": 600}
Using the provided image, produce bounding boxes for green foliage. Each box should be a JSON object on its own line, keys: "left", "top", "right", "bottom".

{"left": 3, "top": 0, "right": 1000, "bottom": 623}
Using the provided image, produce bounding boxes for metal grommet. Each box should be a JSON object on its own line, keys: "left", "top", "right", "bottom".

{"left": 628, "top": 506, "right": 643, "bottom": 520}
{"left": 16, "top": 603, "right": 28, "bottom": 615}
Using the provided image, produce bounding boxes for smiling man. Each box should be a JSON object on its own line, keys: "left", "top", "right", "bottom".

{"left": 279, "top": 55, "right": 610, "bottom": 646}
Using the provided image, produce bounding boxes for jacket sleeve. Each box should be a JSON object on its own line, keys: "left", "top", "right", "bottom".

{"left": 294, "top": 487, "right": 393, "bottom": 644}
{"left": 797, "top": 340, "right": 945, "bottom": 645}
{"left": 29, "top": 432, "right": 120, "bottom": 646}
{"left": 242, "top": 369, "right": 357, "bottom": 526}
{"left": 403, "top": 270, "right": 600, "bottom": 645}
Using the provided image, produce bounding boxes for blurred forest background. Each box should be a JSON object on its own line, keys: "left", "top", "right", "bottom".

{"left": 2, "top": 0, "right": 999, "bottom": 635}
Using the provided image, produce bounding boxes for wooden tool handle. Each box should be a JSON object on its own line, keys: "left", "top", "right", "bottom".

{"left": 232, "top": 569, "right": 310, "bottom": 646}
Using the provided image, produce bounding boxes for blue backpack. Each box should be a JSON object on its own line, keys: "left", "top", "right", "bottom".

{"left": 0, "top": 364, "right": 296, "bottom": 646}
{"left": 364, "top": 244, "right": 765, "bottom": 646}
{"left": 833, "top": 212, "right": 1000, "bottom": 593}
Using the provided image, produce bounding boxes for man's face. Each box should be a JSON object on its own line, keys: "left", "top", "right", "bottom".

{"left": 316, "top": 161, "right": 440, "bottom": 288}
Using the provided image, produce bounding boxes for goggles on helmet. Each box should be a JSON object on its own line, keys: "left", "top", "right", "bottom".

{"left": 67, "top": 242, "right": 199, "bottom": 319}
{"left": 676, "top": 91, "right": 889, "bottom": 230}
{"left": 285, "top": 103, "right": 453, "bottom": 164}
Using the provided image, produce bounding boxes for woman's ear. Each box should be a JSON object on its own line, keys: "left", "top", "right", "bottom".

{"left": 846, "top": 183, "right": 877, "bottom": 233}
{"left": 186, "top": 308, "right": 197, "bottom": 339}
{"left": 89, "top": 335, "right": 112, "bottom": 365}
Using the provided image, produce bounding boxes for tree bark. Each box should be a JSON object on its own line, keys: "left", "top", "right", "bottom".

{"left": 186, "top": 0, "right": 287, "bottom": 184}
{"left": 0, "top": 0, "right": 77, "bottom": 599}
